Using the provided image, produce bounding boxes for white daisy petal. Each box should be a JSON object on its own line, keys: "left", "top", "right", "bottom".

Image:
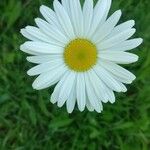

{"left": 24, "top": 26, "right": 48, "bottom": 42}
{"left": 50, "top": 72, "right": 69, "bottom": 104}
{"left": 88, "top": 0, "right": 112, "bottom": 37}
{"left": 98, "top": 29, "right": 136, "bottom": 49}
{"left": 105, "top": 38, "right": 143, "bottom": 51}
{"left": 86, "top": 98, "right": 95, "bottom": 112}
{"left": 53, "top": 0, "right": 75, "bottom": 39}
{"left": 90, "top": 72, "right": 116, "bottom": 103}
{"left": 104, "top": 71, "right": 128, "bottom": 92}
{"left": 107, "top": 20, "right": 135, "bottom": 39}
{"left": 99, "top": 60, "right": 136, "bottom": 83}
{"left": 20, "top": 29, "right": 41, "bottom": 42}
{"left": 20, "top": 47, "right": 40, "bottom": 55}
{"left": 61, "top": 0, "right": 70, "bottom": 13}
{"left": 92, "top": 10, "right": 122, "bottom": 43}
{"left": 89, "top": 69, "right": 116, "bottom": 103}
{"left": 69, "top": 0, "right": 84, "bottom": 37}
{"left": 98, "top": 0, "right": 112, "bottom": 24}
{"left": 106, "top": 88, "right": 116, "bottom": 104}
{"left": 40, "top": 5, "right": 67, "bottom": 35}
{"left": 99, "top": 51, "right": 139, "bottom": 64}
{"left": 76, "top": 73, "right": 86, "bottom": 112}
{"left": 35, "top": 18, "right": 69, "bottom": 45}
{"left": 26, "top": 55, "right": 62, "bottom": 64}
{"left": 94, "top": 65, "right": 122, "bottom": 92}
{"left": 66, "top": 79, "right": 76, "bottom": 113}
{"left": 40, "top": 5, "right": 59, "bottom": 27}
{"left": 27, "top": 59, "right": 63, "bottom": 76}
{"left": 58, "top": 71, "right": 76, "bottom": 108}
{"left": 114, "top": 76, "right": 132, "bottom": 84}
{"left": 85, "top": 73, "right": 102, "bottom": 113}
{"left": 88, "top": 70, "right": 108, "bottom": 103}
{"left": 50, "top": 86, "right": 60, "bottom": 104}
{"left": 20, "top": 41, "right": 63, "bottom": 55}
{"left": 112, "top": 78, "right": 127, "bottom": 92}
{"left": 83, "top": 0, "right": 93, "bottom": 37}
{"left": 21, "top": 26, "right": 58, "bottom": 45}
{"left": 32, "top": 65, "right": 67, "bottom": 90}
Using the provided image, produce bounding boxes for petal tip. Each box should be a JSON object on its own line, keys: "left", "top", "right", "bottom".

{"left": 50, "top": 98, "right": 57, "bottom": 104}
{"left": 130, "top": 73, "right": 136, "bottom": 81}
{"left": 32, "top": 82, "right": 39, "bottom": 90}
{"left": 135, "top": 55, "right": 139, "bottom": 62}
{"left": 34, "top": 18, "right": 38, "bottom": 22}
{"left": 20, "top": 44, "right": 25, "bottom": 51}
{"left": 78, "top": 107, "right": 85, "bottom": 112}
{"left": 132, "top": 28, "right": 136, "bottom": 33}
{"left": 131, "top": 20, "right": 135, "bottom": 26}
{"left": 26, "top": 57, "right": 30, "bottom": 62}
{"left": 67, "top": 109, "right": 74, "bottom": 114}
{"left": 53, "top": 0, "right": 59, "bottom": 6}
{"left": 27, "top": 70, "right": 32, "bottom": 76}
{"left": 20, "top": 28, "right": 24, "bottom": 34}
{"left": 40, "top": 5, "right": 45, "bottom": 9}
{"left": 139, "top": 38, "right": 143, "bottom": 45}
{"left": 57, "top": 102, "right": 64, "bottom": 108}
{"left": 118, "top": 9, "right": 122, "bottom": 14}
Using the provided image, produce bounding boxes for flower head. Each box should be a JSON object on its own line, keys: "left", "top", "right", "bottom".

{"left": 20, "top": 0, "right": 143, "bottom": 113}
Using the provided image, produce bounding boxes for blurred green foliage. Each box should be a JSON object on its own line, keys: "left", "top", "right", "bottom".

{"left": 0, "top": 0, "right": 150, "bottom": 149}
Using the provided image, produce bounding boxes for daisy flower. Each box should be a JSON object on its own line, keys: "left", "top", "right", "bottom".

{"left": 20, "top": 0, "right": 143, "bottom": 113}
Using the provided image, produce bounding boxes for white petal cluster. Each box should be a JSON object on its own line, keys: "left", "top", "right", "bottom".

{"left": 20, "top": 0, "right": 143, "bottom": 113}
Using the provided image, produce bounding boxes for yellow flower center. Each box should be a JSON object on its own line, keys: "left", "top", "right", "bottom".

{"left": 63, "top": 39, "right": 98, "bottom": 72}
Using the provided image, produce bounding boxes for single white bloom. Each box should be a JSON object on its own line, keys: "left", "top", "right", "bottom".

{"left": 20, "top": 0, "right": 143, "bottom": 113}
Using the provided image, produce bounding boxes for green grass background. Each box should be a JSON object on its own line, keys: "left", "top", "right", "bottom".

{"left": 0, "top": 0, "right": 150, "bottom": 149}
